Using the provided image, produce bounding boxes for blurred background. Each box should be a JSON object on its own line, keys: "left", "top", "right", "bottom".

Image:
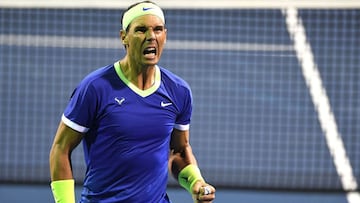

{"left": 0, "top": 0, "right": 359, "bottom": 202}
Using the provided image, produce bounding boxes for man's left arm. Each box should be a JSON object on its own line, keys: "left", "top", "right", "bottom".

{"left": 169, "top": 128, "right": 215, "bottom": 203}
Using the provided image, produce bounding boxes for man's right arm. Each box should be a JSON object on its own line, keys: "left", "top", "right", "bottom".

{"left": 49, "top": 121, "right": 83, "bottom": 202}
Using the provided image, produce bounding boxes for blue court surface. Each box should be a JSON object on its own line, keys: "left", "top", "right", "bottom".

{"left": 0, "top": 184, "right": 348, "bottom": 203}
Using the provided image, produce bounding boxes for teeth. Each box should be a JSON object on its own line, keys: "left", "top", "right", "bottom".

{"left": 144, "top": 47, "right": 156, "bottom": 55}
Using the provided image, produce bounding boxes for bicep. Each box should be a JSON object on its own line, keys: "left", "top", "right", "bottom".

{"left": 52, "top": 121, "right": 84, "bottom": 152}
{"left": 170, "top": 128, "right": 189, "bottom": 153}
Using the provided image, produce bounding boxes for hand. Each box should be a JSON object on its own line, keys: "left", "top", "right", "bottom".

{"left": 191, "top": 181, "right": 216, "bottom": 203}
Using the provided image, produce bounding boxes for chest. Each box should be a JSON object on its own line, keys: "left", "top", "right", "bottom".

{"left": 95, "top": 87, "right": 179, "bottom": 141}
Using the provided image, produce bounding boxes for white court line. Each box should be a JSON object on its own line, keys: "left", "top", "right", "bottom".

{"left": 0, "top": 34, "right": 293, "bottom": 52}
{"left": 283, "top": 7, "right": 360, "bottom": 203}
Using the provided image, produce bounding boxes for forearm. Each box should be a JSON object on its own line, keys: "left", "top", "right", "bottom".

{"left": 49, "top": 145, "right": 73, "bottom": 181}
{"left": 170, "top": 144, "right": 208, "bottom": 198}
{"left": 49, "top": 145, "right": 76, "bottom": 203}
{"left": 170, "top": 129, "right": 215, "bottom": 202}
{"left": 170, "top": 144, "right": 198, "bottom": 179}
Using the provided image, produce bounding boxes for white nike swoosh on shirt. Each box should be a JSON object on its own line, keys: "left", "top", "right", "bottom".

{"left": 161, "top": 101, "right": 172, "bottom": 107}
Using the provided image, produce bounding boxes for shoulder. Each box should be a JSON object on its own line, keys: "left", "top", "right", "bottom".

{"left": 81, "top": 64, "right": 115, "bottom": 85}
{"left": 159, "top": 66, "right": 191, "bottom": 91}
{"left": 71, "top": 64, "right": 117, "bottom": 98}
{"left": 76, "top": 64, "right": 117, "bottom": 91}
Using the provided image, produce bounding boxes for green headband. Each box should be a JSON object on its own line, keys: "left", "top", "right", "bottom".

{"left": 122, "top": 2, "right": 165, "bottom": 31}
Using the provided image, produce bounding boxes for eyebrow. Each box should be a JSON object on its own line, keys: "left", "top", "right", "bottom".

{"left": 133, "top": 24, "right": 165, "bottom": 30}
{"left": 134, "top": 23, "right": 164, "bottom": 28}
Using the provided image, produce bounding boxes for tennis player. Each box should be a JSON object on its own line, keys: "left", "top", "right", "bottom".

{"left": 49, "top": 1, "right": 215, "bottom": 202}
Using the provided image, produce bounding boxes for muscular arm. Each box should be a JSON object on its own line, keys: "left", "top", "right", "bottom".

{"left": 169, "top": 128, "right": 215, "bottom": 202}
{"left": 169, "top": 128, "right": 198, "bottom": 179}
{"left": 49, "top": 121, "right": 84, "bottom": 181}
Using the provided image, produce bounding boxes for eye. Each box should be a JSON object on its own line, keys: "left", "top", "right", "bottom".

{"left": 154, "top": 26, "right": 164, "bottom": 33}
{"left": 135, "top": 26, "right": 147, "bottom": 33}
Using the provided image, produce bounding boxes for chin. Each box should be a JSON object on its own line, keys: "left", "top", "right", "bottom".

{"left": 143, "top": 59, "right": 159, "bottom": 66}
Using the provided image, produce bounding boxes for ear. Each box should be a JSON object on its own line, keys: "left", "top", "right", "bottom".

{"left": 164, "top": 28, "right": 167, "bottom": 44}
{"left": 120, "top": 30, "right": 128, "bottom": 45}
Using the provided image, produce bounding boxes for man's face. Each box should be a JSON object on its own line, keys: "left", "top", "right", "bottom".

{"left": 122, "top": 15, "right": 167, "bottom": 67}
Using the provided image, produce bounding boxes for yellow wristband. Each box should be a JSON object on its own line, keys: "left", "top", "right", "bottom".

{"left": 50, "top": 179, "right": 75, "bottom": 203}
{"left": 178, "top": 164, "right": 204, "bottom": 194}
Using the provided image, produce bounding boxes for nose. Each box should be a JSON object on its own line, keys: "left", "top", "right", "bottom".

{"left": 145, "top": 29, "right": 156, "bottom": 41}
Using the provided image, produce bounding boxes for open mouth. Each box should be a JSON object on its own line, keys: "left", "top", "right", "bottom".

{"left": 143, "top": 47, "right": 156, "bottom": 57}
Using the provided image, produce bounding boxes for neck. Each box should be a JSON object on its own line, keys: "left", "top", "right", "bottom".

{"left": 119, "top": 59, "right": 156, "bottom": 90}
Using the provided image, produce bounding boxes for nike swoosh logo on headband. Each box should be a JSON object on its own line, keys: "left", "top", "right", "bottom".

{"left": 143, "top": 7, "right": 154, "bottom": 11}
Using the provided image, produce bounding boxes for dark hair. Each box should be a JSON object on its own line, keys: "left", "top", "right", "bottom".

{"left": 121, "top": 1, "right": 159, "bottom": 31}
